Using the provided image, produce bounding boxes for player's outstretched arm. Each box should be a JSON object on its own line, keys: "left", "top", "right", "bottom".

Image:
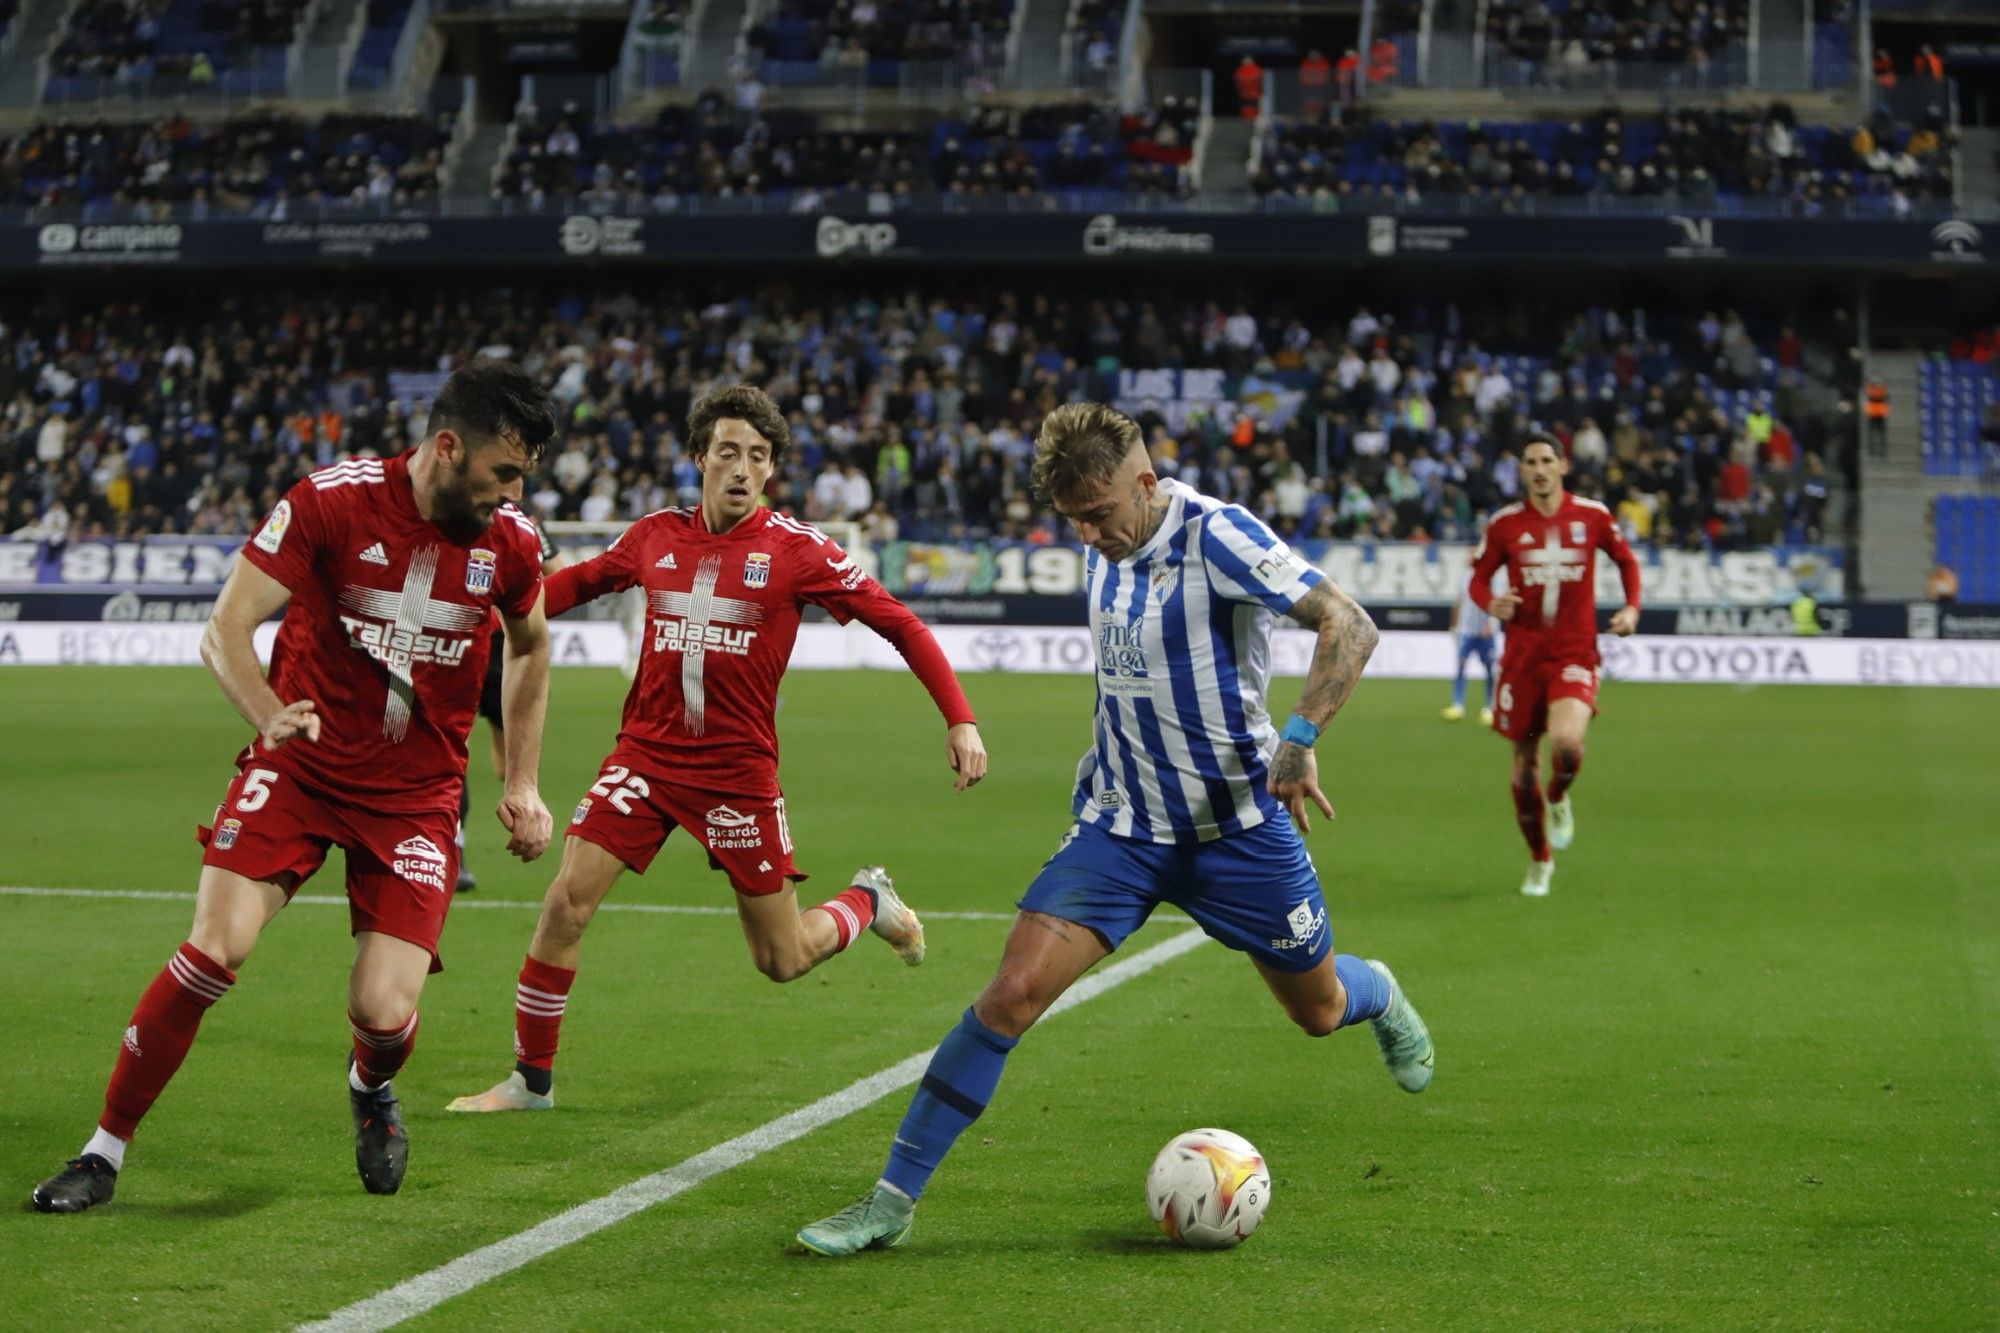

{"left": 1268, "top": 581, "right": 1380, "bottom": 833}
{"left": 834, "top": 575, "right": 984, "bottom": 790}
{"left": 1601, "top": 517, "right": 1644, "bottom": 637}
{"left": 200, "top": 558, "right": 316, "bottom": 750}
{"left": 495, "top": 590, "right": 554, "bottom": 861}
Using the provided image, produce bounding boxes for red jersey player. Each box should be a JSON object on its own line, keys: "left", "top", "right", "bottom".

{"left": 448, "top": 384, "right": 987, "bottom": 1114}
{"left": 30, "top": 360, "right": 560, "bottom": 1214}
{"left": 1468, "top": 436, "right": 1642, "bottom": 898}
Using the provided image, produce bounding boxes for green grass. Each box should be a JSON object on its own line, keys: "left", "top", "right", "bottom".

{"left": 1, "top": 667, "right": 1996, "bottom": 1330}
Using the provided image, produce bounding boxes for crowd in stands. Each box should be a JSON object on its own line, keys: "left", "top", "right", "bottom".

{"left": 48, "top": 0, "right": 310, "bottom": 87}
{"left": 745, "top": 0, "right": 1014, "bottom": 73}
{"left": 494, "top": 98, "right": 1193, "bottom": 209}
{"left": 0, "top": 112, "right": 454, "bottom": 218}
{"left": 0, "top": 283, "right": 1851, "bottom": 557}
{"left": 1253, "top": 101, "right": 1955, "bottom": 212}
{"left": 1485, "top": 0, "right": 1749, "bottom": 73}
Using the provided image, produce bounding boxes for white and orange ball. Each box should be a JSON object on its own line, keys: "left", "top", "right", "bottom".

{"left": 1145, "top": 1128, "right": 1272, "bottom": 1249}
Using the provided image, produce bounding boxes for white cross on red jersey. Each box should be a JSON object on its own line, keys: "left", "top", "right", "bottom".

{"left": 239, "top": 453, "right": 545, "bottom": 813}
{"left": 1469, "top": 492, "right": 1642, "bottom": 663}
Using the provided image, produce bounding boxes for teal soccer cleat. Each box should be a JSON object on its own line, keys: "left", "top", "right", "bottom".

{"left": 797, "top": 1185, "right": 916, "bottom": 1256}
{"left": 1365, "top": 960, "right": 1435, "bottom": 1093}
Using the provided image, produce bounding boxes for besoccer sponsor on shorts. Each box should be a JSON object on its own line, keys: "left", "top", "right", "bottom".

{"left": 392, "top": 834, "right": 448, "bottom": 891}
{"left": 1268, "top": 904, "right": 1327, "bottom": 951}
{"left": 704, "top": 804, "right": 763, "bottom": 850}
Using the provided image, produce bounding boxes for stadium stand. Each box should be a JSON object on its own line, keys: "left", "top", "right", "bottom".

{"left": 0, "top": 286, "right": 1850, "bottom": 555}
{"left": 345, "top": 0, "right": 415, "bottom": 92}
{"left": 744, "top": 0, "right": 1015, "bottom": 88}
{"left": 1933, "top": 494, "right": 2000, "bottom": 603}
{"left": 1917, "top": 360, "right": 2000, "bottom": 479}
{"left": 1251, "top": 103, "right": 1954, "bottom": 211}
{"left": 0, "top": 111, "right": 455, "bottom": 215}
{"left": 44, "top": 0, "right": 311, "bottom": 102}
{"left": 1483, "top": 0, "right": 1751, "bottom": 86}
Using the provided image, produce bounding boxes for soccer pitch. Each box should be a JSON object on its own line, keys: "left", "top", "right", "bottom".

{"left": 3, "top": 667, "right": 1996, "bottom": 1329}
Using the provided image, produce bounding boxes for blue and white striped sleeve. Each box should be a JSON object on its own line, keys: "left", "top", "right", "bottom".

{"left": 1200, "top": 506, "right": 1325, "bottom": 613}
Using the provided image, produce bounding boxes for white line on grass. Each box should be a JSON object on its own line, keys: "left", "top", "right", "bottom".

{"left": 298, "top": 926, "right": 1212, "bottom": 1333}
{"left": 0, "top": 885, "right": 1023, "bottom": 923}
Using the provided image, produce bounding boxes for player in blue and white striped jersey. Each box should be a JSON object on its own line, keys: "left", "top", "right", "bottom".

{"left": 797, "top": 403, "right": 1435, "bottom": 1257}
{"left": 1443, "top": 567, "right": 1503, "bottom": 725}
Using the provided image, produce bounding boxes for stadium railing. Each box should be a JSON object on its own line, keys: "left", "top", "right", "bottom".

{"left": 1, "top": 188, "right": 1981, "bottom": 224}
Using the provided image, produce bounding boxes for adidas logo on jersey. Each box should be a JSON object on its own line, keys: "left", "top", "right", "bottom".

{"left": 656, "top": 553, "right": 678, "bottom": 568}
{"left": 360, "top": 542, "right": 390, "bottom": 565}
{"left": 1516, "top": 532, "right": 1535, "bottom": 544}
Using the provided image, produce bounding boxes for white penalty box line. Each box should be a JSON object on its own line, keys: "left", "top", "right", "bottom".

{"left": 298, "top": 926, "right": 1214, "bottom": 1332}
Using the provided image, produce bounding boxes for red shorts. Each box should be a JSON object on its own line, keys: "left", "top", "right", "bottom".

{"left": 1491, "top": 655, "right": 1601, "bottom": 742}
{"left": 197, "top": 761, "right": 460, "bottom": 973}
{"left": 564, "top": 749, "right": 803, "bottom": 896}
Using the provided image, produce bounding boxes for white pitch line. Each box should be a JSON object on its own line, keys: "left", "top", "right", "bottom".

{"left": 299, "top": 926, "right": 1213, "bottom": 1333}
{"left": 0, "top": 885, "right": 1022, "bottom": 923}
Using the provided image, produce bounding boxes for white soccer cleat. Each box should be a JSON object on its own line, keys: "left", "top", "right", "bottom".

{"left": 445, "top": 1071, "right": 554, "bottom": 1113}
{"left": 1547, "top": 796, "right": 1575, "bottom": 850}
{"left": 855, "top": 865, "right": 925, "bottom": 966}
{"left": 1521, "top": 860, "right": 1553, "bottom": 898}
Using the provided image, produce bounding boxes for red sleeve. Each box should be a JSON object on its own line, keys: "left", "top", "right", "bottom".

{"left": 543, "top": 524, "right": 641, "bottom": 618}
{"left": 801, "top": 539, "right": 975, "bottom": 728}
{"left": 1467, "top": 519, "right": 1505, "bottom": 610}
{"left": 1599, "top": 510, "right": 1643, "bottom": 609}
{"left": 239, "top": 478, "right": 330, "bottom": 593}
{"left": 494, "top": 519, "right": 545, "bottom": 620}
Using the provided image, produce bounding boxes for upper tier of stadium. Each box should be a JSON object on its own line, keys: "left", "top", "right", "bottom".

{"left": 0, "top": 0, "right": 1979, "bottom": 222}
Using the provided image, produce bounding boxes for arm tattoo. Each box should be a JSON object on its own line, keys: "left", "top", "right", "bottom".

{"left": 1283, "top": 582, "right": 1380, "bottom": 736}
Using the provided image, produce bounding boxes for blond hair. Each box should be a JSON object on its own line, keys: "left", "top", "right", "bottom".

{"left": 1031, "top": 402, "right": 1143, "bottom": 506}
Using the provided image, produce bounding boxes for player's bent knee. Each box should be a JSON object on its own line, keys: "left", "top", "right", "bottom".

{"left": 753, "top": 949, "right": 813, "bottom": 984}
{"left": 975, "top": 975, "right": 1051, "bottom": 1038}
{"left": 1291, "top": 1005, "right": 1340, "bottom": 1038}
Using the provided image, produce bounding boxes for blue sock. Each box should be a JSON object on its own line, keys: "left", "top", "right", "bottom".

{"left": 881, "top": 1008, "right": 1019, "bottom": 1201}
{"left": 1334, "top": 954, "right": 1391, "bottom": 1027}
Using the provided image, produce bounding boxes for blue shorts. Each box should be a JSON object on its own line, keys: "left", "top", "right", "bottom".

{"left": 1457, "top": 635, "right": 1495, "bottom": 667}
{"left": 1018, "top": 818, "right": 1332, "bottom": 974}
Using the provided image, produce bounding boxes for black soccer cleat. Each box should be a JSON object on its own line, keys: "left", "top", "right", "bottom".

{"left": 350, "top": 1072, "right": 409, "bottom": 1195}
{"left": 31, "top": 1154, "right": 118, "bottom": 1213}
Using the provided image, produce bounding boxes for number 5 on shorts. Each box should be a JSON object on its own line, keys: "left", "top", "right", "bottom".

{"left": 237, "top": 768, "right": 281, "bottom": 812}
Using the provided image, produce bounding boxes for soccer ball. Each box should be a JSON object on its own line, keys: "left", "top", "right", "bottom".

{"left": 1145, "top": 1127, "right": 1272, "bottom": 1249}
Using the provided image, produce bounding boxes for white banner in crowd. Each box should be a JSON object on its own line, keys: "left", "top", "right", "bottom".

{"left": 3, "top": 622, "right": 1996, "bottom": 687}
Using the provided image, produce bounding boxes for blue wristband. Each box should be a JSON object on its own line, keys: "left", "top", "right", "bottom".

{"left": 1281, "top": 714, "right": 1320, "bottom": 748}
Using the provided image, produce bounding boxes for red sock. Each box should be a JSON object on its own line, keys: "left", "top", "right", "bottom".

{"left": 813, "top": 886, "right": 878, "bottom": 952}
{"left": 1547, "top": 745, "right": 1584, "bottom": 805}
{"left": 350, "top": 1010, "right": 419, "bottom": 1089}
{"left": 1511, "top": 775, "right": 1552, "bottom": 863}
{"left": 514, "top": 955, "right": 576, "bottom": 1071}
{"left": 100, "top": 943, "right": 235, "bottom": 1140}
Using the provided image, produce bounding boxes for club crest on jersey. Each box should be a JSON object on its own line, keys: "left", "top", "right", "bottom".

{"left": 571, "top": 797, "right": 592, "bottom": 825}
{"left": 1570, "top": 521, "right": 1587, "bottom": 545}
{"left": 214, "top": 818, "right": 242, "bottom": 850}
{"left": 1150, "top": 563, "right": 1175, "bottom": 600}
{"left": 465, "top": 548, "right": 497, "bottom": 596}
{"left": 742, "top": 552, "right": 771, "bottom": 590}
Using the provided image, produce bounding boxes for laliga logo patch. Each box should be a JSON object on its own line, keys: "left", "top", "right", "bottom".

{"left": 742, "top": 552, "right": 771, "bottom": 590}
{"left": 1286, "top": 903, "right": 1316, "bottom": 939}
{"left": 253, "top": 500, "right": 293, "bottom": 555}
{"left": 214, "top": 818, "right": 242, "bottom": 850}
{"left": 466, "top": 548, "right": 496, "bottom": 596}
